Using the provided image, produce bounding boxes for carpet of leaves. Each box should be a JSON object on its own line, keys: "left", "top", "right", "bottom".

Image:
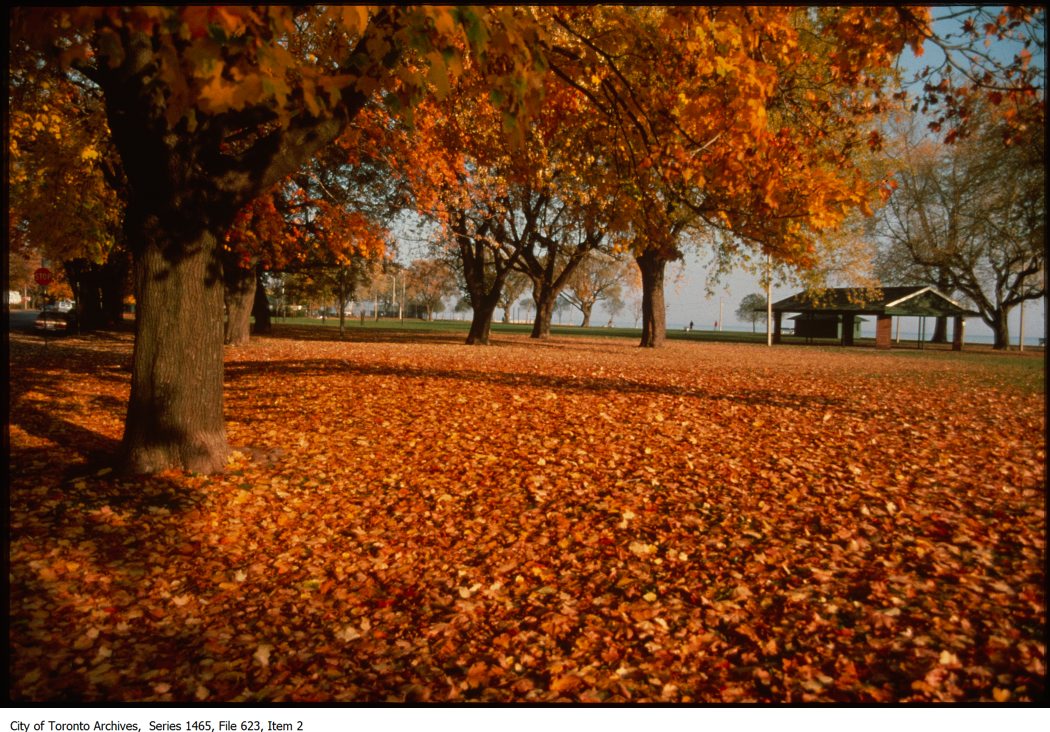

{"left": 7, "top": 327, "right": 1046, "bottom": 703}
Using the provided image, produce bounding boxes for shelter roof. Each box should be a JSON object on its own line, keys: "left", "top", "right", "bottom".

{"left": 771, "top": 286, "right": 979, "bottom": 317}
{"left": 788, "top": 313, "right": 868, "bottom": 322}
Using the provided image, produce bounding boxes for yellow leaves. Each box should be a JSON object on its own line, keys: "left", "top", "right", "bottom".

{"left": 426, "top": 52, "right": 452, "bottom": 99}
{"left": 427, "top": 7, "right": 458, "bottom": 38}
{"left": 196, "top": 69, "right": 237, "bottom": 114}
{"left": 340, "top": 6, "right": 372, "bottom": 36}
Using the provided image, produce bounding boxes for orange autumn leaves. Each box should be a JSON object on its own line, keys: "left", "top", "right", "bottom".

{"left": 7, "top": 327, "right": 1045, "bottom": 702}
{"left": 224, "top": 182, "right": 388, "bottom": 271}
{"left": 14, "top": 6, "right": 1041, "bottom": 287}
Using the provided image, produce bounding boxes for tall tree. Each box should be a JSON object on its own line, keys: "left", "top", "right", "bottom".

{"left": 8, "top": 42, "right": 128, "bottom": 329}
{"left": 454, "top": 208, "right": 526, "bottom": 345}
{"left": 403, "top": 51, "right": 623, "bottom": 344}
{"left": 541, "top": 6, "right": 1041, "bottom": 347}
{"left": 514, "top": 192, "right": 607, "bottom": 339}
{"left": 12, "top": 6, "right": 544, "bottom": 473}
{"left": 876, "top": 104, "right": 1045, "bottom": 349}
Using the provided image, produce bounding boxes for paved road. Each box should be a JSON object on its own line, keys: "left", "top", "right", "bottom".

{"left": 8, "top": 309, "right": 38, "bottom": 333}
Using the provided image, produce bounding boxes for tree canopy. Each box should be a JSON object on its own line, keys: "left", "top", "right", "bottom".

{"left": 8, "top": 5, "right": 1045, "bottom": 473}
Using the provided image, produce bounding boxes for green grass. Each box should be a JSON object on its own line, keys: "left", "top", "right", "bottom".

{"left": 264, "top": 315, "right": 775, "bottom": 343}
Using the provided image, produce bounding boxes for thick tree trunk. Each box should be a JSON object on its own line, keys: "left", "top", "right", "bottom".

{"left": 580, "top": 303, "right": 593, "bottom": 329}
{"left": 522, "top": 248, "right": 592, "bottom": 340}
{"left": 931, "top": 271, "right": 951, "bottom": 343}
{"left": 991, "top": 307, "right": 1010, "bottom": 350}
{"left": 120, "top": 218, "right": 228, "bottom": 475}
{"left": 636, "top": 250, "right": 668, "bottom": 348}
{"left": 66, "top": 258, "right": 128, "bottom": 331}
{"left": 65, "top": 259, "right": 100, "bottom": 331}
{"left": 466, "top": 296, "right": 500, "bottom": 345}
{"left": 931, "top": 315, "right": 948, "bottom": 344}
{"left": 531, "top": 295, "right": 556, "bottom": 339}
{"left": 224, "top": 263, "right": 256, "bottom": 346}
{"left": 251, "top": 269, "right": 272, "bottom": 335}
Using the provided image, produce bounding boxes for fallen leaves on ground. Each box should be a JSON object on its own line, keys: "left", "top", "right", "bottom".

{"left": 7, "top": 327, "right": 1046, "bottom": 702}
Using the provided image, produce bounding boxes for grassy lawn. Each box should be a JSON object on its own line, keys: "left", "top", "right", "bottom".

{"left": 7, "top": 326, "right": 1045, "bottom": 702}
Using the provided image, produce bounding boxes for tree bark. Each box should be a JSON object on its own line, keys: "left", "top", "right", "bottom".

{"left": 64, "top": 259, "right": 100, "bottom": 331}
{"left": 930, "top": 271, "right": 951, "bottom": 343}
{"left": 530, "top": 293, "right": 556, "bottom": 339}
{"left": 930, "top": 316, "right": 948, "bottom": 343}
{"left": 580, "top": 302, "right": 593, "bottom": 328}
{"left": 637, "top": 250, "right": 668, "bottom": 348}
{"left": 466, "top": 294, "right": 501, "bottom": 345}
{"left": 991, "top": 307, "right": 1010, "bottom": 350}
{"left": 457, "top": 216, "right": 517, "bottom": 346}
{"left": 251, "top": 269, "right": 272, "bottom": 334}
{"left": 521, "top": 237, "right": 596, "bottom": 340}
{"left": 120, "top": 215, "right": 228, "bottom": 475}
{"left": 223, "top": 262, "right": 256, "bottom": 346}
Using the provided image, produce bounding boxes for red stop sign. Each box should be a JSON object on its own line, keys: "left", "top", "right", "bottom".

{"left": 34, "top": 267, "right": 53, "bottom": 286}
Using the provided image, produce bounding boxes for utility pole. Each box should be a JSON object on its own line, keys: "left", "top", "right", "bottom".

{"left": 765, "top": 253, "right": 772, "bottom": 347}
{"left": 1019, "top": 298, "right": 1025, "bottom": 352}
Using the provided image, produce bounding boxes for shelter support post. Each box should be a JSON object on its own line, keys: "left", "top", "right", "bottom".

{"left": 773, "top": 311, "right": 782, "bottom": 344}
{"left": 952, "top": 317, "right": 964, "bottom": 351}
{"left": 842, "top": 313, "right": 855, "bottom": 347}
{"left": 876, "top": 314, "right": 892, "bottom": 350}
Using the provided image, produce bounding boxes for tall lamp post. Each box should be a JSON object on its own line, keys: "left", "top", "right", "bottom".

{"left": 764, "top": 253, "right": 773, "bottom": 347}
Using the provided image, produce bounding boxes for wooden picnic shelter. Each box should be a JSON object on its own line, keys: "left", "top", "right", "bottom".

{"left": 770, "top": 286, "right": 980, "bottom": 350}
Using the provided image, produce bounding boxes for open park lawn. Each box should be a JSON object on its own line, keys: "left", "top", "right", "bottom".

{"left": 7, "top": 326, "right": 1045, "bottom": 703}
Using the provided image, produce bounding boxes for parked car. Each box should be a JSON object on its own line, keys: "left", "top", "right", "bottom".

{"left": 35, "top": 309, "right": 78, "bottom": 335}
{"left": 42, "top": 299, "right": 74, "bottom": 312}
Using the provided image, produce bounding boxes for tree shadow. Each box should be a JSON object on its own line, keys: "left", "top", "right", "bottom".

{"left": 223, "top": 357, "right": 848, "bottom": 412}
{"left": 258, "top": 323, "right": 471, "bottom": 346}
{"left": 7, "top": 459, "right": 210, "bottom": 700}
{"left": 11, "top": 402, "right": 122, "bottom": 467}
